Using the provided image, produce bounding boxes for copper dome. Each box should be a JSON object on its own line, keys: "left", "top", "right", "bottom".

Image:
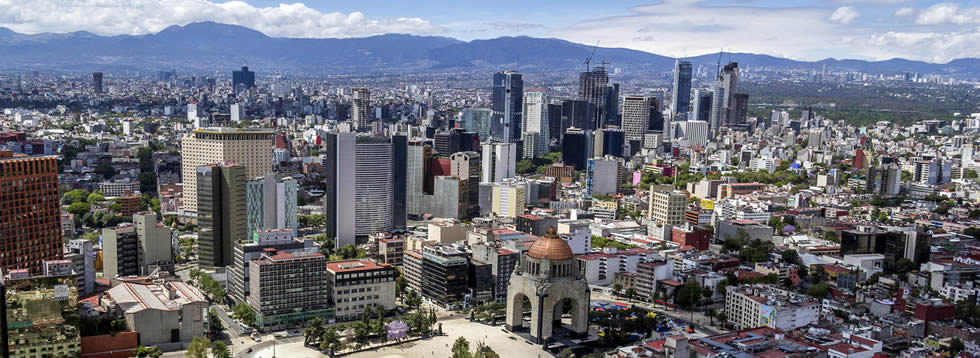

{"left": 527, "top": 227, "right": 574, "bottom": 261}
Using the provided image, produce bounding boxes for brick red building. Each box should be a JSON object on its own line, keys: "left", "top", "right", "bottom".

{"left": 0, "top": 151, "right": 62, "bottom": 275}
{"left": 671, "top": 225, "right": 710, "bottom": 250}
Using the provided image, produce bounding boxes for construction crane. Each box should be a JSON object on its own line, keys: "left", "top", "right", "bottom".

{"left": 584, "top": 41, "right": 600, "bottom": 72}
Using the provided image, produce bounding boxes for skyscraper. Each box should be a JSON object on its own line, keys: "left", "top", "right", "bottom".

{"left": 450, "top": 151, "right": 481, "bottom": 218}
{"left": 692, "top": 89, "right": 713, "bottom": 123}
{"left": 245, "top": 175, "right": 298, "bottom": 239}
{"left": 352, "top": 88, "right": 371, "bottom": 131}
{"left": 323, "top": 133, "right": 399, "bottom": 248}
{"left": 180, "top": 128, "right": 274, "bottom": 213}
{"left": 406, "top": 140, "right": 433, "bottom": 217}
{"left": 232, "top": 65, "right": 255, "bottom": 95}
{"left": 562, "top": 128, "right": 589, "bottom": 170}
{"left": 522, "top": 89, "right": 549, "bottom": 152}
{"left": 621, "top": 96, "right": 652, "bottom": 144}
{"left": 717, "top": 62, "right": 739, "bottom": 125}
{"left": 197, "top": 162, "right": 247, "bottom": 269}
{"left": 491, "top": 71, "right": 523, "bottom": 142}
{"left": 593, "top": 127, "right": 625, "bottom": 158}
{"left": 729, "top": 93, "right": 749, "bottom": 127}
{"left": 92, "top": 72, "right": 103, "bottom": 94}
{"left": 560, "top": 99, "right": 592, "bottom": 135}
{"left": 462, "top": 108, "right": 492, "bottom": 140}
{"left": 579, "top": 67, "right": 610, "bottom": 129}
{"left": 0, "top": 153, "right": 62, "bottom": 275}
{"left": 671, "top": 60, "right": 692, "bottom": 115}
{"left": 709, "top": 86, "right": 726, "bottom": 134}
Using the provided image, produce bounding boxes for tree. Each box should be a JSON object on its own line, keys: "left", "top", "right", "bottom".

{"left": 823, "top": 231, "right": 839, "bottom": 243}
{"left": 207, "top": 309, "right": 224, "bottom": 339}
{"left": 808, "top": 282, "right": 832, "bottom": 299}
{"left": 625, "top": 287, "right": 636, "bottom": 302}
{"left": 320, "top": 327, "right": 341, "bottom": 352}
{"left": 332, "top": 244, "right": 367, "bottom": 260}
{"left": 780, "top": 249, "right": 800, "bottom": 265}
{"left": 675, "top": 281, "right": 703, "bottom": 309}
{"left": 405, "top": 290, "right": 422, "bottom": 311}
{"left": 948, "top": 338, "right": 964, "bottom": 355}
{"left": 706, "top": 308, "right": 716, "bottom": 325}
{"left": 811, "top": 265, "right": 828, "bottom": 284}
{"left": 95, "top": 161, "right": 117, "bottom": 179}
{"left": 134, "top": 345, "right": 163, "bottom": 357}
{"left": 893, "top": 258, "right": 914, "bottom": 275}
{"left": 516, "top": 159, "right": 535, "bottom": 174}
{"left": 185, "top": 337, "right": 211, "bottom": 358}
{"left": 452, "top": 337, "right": 472, "bottom": 358}
{"left": 304, "top": 317, "right": 325, "bottom": 346}
{"left": 67, "top": 202, "right": 91, "bottom": 217}
{"left": 701, "top": 286, "right": 714, "bottom": 306}
{"left": 210, "top": 341, "right": 230, "bottom": 358}
{"left": 62, "top": 189, "right": 91, "bottom": 205}
{"left": 87, "top": 191, "right": 105, "bottom": 205}
{"left": 231, "top": 303, "right": 256, "bottom": 326}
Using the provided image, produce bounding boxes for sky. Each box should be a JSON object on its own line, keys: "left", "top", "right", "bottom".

{"left": 0, "top": 0, "right": 977, "bottom": 63}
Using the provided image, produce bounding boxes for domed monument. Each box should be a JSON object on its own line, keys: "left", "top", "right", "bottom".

{"left": 505, "top": 227, "right": 590, "bottom": 343}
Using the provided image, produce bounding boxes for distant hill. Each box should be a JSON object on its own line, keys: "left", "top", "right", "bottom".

{"left": 0, "top": 21, "right": 976, "bottom": 79}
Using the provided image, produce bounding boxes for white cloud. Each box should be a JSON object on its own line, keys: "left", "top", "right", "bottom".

{"left": 555, "top": 0, "right": 979, "bottom": 63}
{"left": 894, "top": 7, "right": 916, "bottom": 17}
{"left": 869, "top": 31, "right": 980, "bottom": 63}
{"left": 830, "top": 6, "right": 860, "bottom": 24}
{"left": 915, "top": 3, "right": 980, "bottom": 25}
{"left": 0, "top": 0, "right": 442, "bottom": 38}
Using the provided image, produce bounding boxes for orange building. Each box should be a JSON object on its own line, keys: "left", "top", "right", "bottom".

{"left": 0, "top": 151, "right": 62, "bottom": 275}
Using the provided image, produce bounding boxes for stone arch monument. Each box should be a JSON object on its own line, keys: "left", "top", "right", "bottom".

{"left": 505, "top": 227, "right": 590, "bottom": 343}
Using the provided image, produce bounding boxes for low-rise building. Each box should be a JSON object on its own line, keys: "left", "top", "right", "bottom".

{"left": 103, "top": 280, "right": 207, "bottom": 346}
{"left": 326, "top": 259, "right": 396, "bottom": 322}
{"left": 725, "top": 284, "right": 820, "bottom": 331}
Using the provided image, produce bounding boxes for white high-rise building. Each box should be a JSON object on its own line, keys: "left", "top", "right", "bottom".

{"left": 180, "top": 128, "right": 275, "bottom": 213}
{"left": 187, "top": 103, "right": 198, "bottom": 121}
{"left": 324, "top": 133, "right": 395, "bottom": 248}
{"left": 482, "top": 142, "right": 517, "bottom": 183}
{"left": 522, "top": 90, "right": 549, "bottom": 147}
{"left": 352, "top": 88, "right": 371, "bottom": 131}
{"left": 674, "top": 120, "right": 708, "bottom": 147}
{"left": 231, "top": 103, "right": 244, "bottom": 122}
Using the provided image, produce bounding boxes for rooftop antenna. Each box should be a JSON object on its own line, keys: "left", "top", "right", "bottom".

{"left": 585, "top": 41, "right": 600, "bottom": 72}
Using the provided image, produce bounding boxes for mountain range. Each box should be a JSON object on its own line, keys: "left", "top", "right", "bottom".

{"left": 0, "top": 21, "right": 977, "bottom": 80}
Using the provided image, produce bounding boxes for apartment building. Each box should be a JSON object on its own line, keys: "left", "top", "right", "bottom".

{"left": 248, "top": 248, "right": 333, "bottom": 329}
{"left": 725, "top": 284, "right": 820, "bottom": 331}
{"left": 326, "top": 259, "right": 396, "bottom": 322}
